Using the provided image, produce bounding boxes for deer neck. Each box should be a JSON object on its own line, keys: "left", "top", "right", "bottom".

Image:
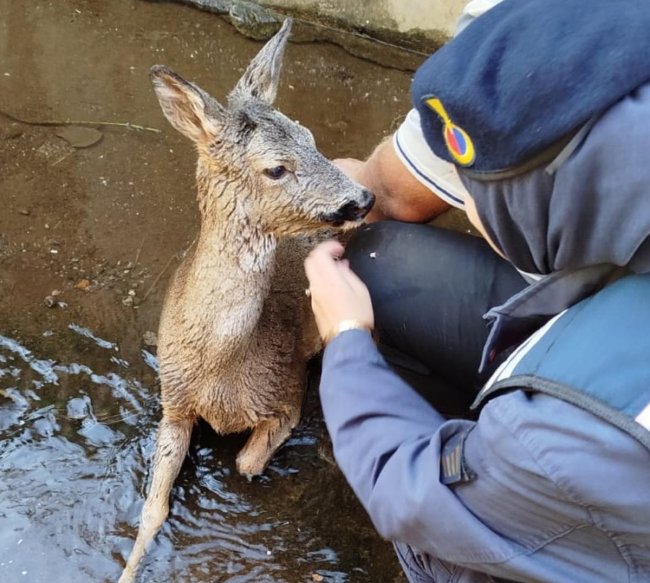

{"left": 183, "top": 172, "right": 278, "bottom": 350}
{"left": 195, "top": 207, "right": 276, "bottom": 277}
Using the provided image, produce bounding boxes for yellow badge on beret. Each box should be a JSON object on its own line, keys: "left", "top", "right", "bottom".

{"left": 426, "top": 98, "right": 476, "bottom": 167}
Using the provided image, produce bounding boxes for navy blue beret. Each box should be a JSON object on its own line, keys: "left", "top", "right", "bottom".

{"left": 412, "top": 0, "right": 650, "bottom": 176}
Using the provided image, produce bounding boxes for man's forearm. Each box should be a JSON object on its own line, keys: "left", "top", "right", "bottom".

{"left": 336, "top": 138, "right": 452, "bottom": 223}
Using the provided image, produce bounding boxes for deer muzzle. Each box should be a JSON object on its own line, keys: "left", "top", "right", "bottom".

{"left": 323, "top": 189, "right": 375, "bottom": 226}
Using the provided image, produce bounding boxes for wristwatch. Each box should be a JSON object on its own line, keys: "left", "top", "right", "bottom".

{"left": 325, "top": 319, "right": 373, "bottom": 344}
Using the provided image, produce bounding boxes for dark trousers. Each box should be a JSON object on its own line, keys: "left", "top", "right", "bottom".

{"left": 346, "top": 221, "right": 527, "bottom": 415}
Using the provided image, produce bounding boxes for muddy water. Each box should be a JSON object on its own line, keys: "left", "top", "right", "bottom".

{"left": 0, "top": 1, "right": 419, "bottom": 581}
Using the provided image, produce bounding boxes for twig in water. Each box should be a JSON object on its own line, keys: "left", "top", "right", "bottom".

{"left": 134, "top": 236, "right": 146, "bottom": 268}
{"left": 141, "top": 254, "right": 177, "bottom": 303}
{"left": 0, "top": 109, "right": 161, "bottom": 133}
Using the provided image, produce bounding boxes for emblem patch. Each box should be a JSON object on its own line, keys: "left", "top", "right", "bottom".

{"left": 425, "top": 98, "right": 476, "bottom": 167}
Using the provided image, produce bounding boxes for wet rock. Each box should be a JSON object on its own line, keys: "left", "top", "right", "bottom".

{"left": 151, "top": 0, "right": 230, "bottom": 16}
{"left": 143, "top": 330, "right": 158, "bottom": 346}
{"left": 229, "top": 0, "right": 281, "bottom": 40}
{"left": 159, "top": 0, "right": 282, "bottom": 40}
{"left": 44, "top": 294, "right": 67, "bottom": 309}
{"left": 55, "top": 126, "right": 103, "bottom": 149}
{"left": 43, "top": 295, "right": 57, "bottom": 308}
{"left": 36, "top": 138, "right": 73, "bottom": 161}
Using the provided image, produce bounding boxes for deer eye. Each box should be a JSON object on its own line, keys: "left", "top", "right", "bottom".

{"left": 263, "top": 165, "right": 287, "bottom": 180}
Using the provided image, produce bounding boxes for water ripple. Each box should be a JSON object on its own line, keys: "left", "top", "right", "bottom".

{"left": 0, "top": 324, "right": 393, "bottom": 582}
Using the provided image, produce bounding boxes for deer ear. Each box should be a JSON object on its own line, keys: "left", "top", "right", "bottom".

{"left": 150, "top": 65, "right": 225, "bottom": 143}
{"left": 230, "top": 17, "right": 292, "bottom": 104}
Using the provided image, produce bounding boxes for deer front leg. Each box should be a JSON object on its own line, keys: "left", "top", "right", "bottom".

{"left": 236, "top": 406, "right": 301, "bottom": 478}
{"left": 119, "top": 416, "right": 193, "bottom": 583}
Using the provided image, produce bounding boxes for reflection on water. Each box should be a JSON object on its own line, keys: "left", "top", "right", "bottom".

{"left": 0, "top": 325, "right": 154, "bottom": 582}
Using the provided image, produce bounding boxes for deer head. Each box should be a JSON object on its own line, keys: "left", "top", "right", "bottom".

{"left": 150, "top": 18, "right": 374, "bottom": 237}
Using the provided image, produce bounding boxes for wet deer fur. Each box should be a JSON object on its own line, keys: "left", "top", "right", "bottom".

{"left": 119, "top": 19, "right": 373, "bottom": 583}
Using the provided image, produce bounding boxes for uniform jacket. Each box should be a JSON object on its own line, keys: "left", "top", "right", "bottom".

{"left": 320, "top": 275, "right": 650, "bottom": 582}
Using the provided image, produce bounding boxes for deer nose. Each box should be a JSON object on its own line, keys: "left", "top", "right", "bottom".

{"left": 324, "top": 190, "right": 375, "bottom": 225}
{"left": 358, "top": 189, "right": 375, "bottom": 215}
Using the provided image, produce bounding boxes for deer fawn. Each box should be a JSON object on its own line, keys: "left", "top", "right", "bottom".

{"left": 118, "top": 19, "right": 374, "bottom": 582}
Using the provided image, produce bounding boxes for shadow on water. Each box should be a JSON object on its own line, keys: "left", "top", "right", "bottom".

{"left": 0, "top": 1, "right": 419, "bottom": 581}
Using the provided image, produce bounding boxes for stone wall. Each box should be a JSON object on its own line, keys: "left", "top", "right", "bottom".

{"left": 258, "top": 0, "right": 467, "bottom": 49}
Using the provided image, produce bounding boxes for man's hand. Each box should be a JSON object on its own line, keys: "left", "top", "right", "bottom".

{"left": 304, "top": 241, "right": 374, "bottom": 342}
{"left": 333, "top": 158, "right": 365, "bottom": 184}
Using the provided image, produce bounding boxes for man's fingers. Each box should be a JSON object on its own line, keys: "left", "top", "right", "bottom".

{"left": 332, "top": 157, "right": 363, "bottom": 180}
{"left": 308, "top": 240, "right": 345, "bottom": 263}
{"left": 342, "top": 267, "right": 370, "bottom": 297}
{"left": 305, "top": 241, "right": 370, "bottom": 306}
{"left": 305, "top": 241, "right": 345, "bottom": 282}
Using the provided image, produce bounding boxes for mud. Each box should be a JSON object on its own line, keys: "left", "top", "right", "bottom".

{"left": 0, "top": 1, "right": 423, "bottom": 581}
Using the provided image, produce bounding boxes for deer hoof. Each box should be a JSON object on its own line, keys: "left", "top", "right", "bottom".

{"left": 118, "top": 567, "right": 136, "bottom": 583}
{"left": 236, "top": 450, "right": 268, "bottom": 478}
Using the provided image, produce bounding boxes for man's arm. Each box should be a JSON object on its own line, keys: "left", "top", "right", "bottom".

{"left": 335, "top": 138, "right": 452, "bottom": 223}
{"left": 334, "top": 0, "right": 507, "bottom": 223}
{"left": 319, "top": 330, "right": 590, "bottom": 572}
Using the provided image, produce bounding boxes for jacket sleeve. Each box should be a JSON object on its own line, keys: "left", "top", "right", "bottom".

{"left": 319, "top": 330, "right": 585, "bottom": 565}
